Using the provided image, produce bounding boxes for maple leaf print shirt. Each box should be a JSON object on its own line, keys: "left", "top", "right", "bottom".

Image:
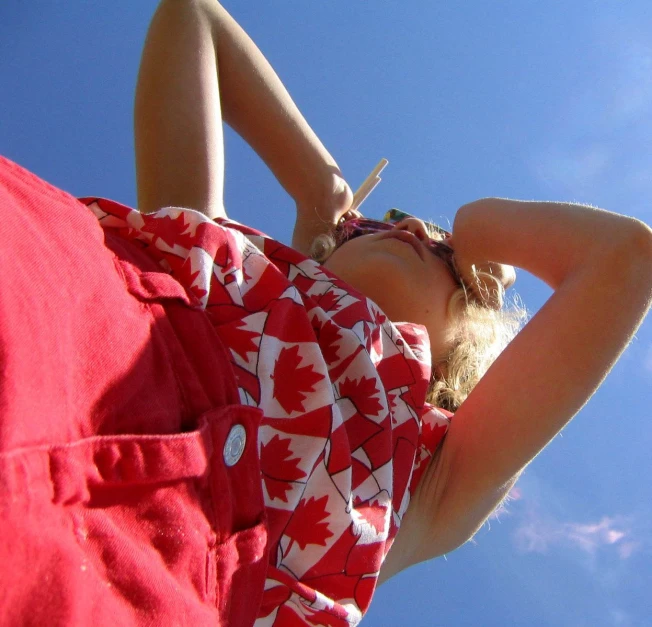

{"left": 83, "top": 199, "right": 452, "bottom": 627}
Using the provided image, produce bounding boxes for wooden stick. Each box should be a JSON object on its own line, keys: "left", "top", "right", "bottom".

{"left": 351, "top": 158, "right": 388, "bottom": 212}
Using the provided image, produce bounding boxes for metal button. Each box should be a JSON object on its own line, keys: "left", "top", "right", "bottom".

{"left": 223, "top": 424, "right": 246, "bottom": 467}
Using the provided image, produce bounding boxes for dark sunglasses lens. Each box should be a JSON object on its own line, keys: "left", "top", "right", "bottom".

{"left": 352, "top": 218, "right": 392, "bottom": 232}
{"left": 336, "top": 218, "right": 392, "bottom": 243}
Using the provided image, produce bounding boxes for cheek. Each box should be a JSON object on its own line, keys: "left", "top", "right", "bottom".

{"left": 322, "top": 238, "right": 377, "bottom": 287}
{"left": 322, "top": 238, "right": 457, "bottom": 330}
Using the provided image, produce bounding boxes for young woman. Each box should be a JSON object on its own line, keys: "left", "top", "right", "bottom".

{"left": 1, "top": 1, "right": 650, "bottom": 626}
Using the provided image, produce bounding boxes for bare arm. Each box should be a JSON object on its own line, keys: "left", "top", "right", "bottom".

{"left": 135, "top": 0, "right": 351, "bottom": 244}
{"left": 135, "top": 0, "right": 226, "bottom": 217}
{"left": 385, "top": 199, "right": 652, "bottom": 576}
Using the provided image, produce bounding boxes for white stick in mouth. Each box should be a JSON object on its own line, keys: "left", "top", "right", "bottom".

{"left": 350, "top": 158, "right": 388, "bottom": 212}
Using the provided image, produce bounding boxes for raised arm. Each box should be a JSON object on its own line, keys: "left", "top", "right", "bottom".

{"left": 135, "top": 0, "right": 351, "bottom": 245}
{"left": 384, "top": 199, "right": 652, "bottom": 577}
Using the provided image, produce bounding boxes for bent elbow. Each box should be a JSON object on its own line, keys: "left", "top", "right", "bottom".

{"left": 621, "top": 219, "right": 652, "bottom": 286}
{"left": 632, "top": 219, "right": 652, "bottom": 263}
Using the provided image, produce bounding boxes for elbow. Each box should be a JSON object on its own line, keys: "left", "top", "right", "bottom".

{"left": 606, "top": 218, "right": 652, "bottom": 306}
{"left": 632, "top": 219, "right": 652, "bottom": 263}
{"left": 621, "top": 218, "right": 652, "bottom": 281}
{"left": 636, "top": 221, "right": 652, "bottom": 293}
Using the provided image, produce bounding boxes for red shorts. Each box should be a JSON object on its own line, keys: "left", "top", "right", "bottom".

{"left": 0, "top": 157, "right": 267, "bottom": 626}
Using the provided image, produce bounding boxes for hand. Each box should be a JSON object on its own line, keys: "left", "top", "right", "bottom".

{"left": 450, "top": 237, "right": 516, "bottom": 310}
{"left": 291, "top": 172, "right": 356, "bottom": 256}
{"left": 472, "top": 260, "right": 516, "bottom": 310}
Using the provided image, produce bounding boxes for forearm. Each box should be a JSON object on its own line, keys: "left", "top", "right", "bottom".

{"left": 453, "top": 198, "right": 650, "bottom": 288}
{"left": 450, "top": 198, "right": 652, "bottom": 485}
{"left": 408, "top": 203, "right": 652, "bottom": 559}
{"left": 136, "top": 0, "right": 346, "bottom": 220}
{"left": 203, "top": 0, "right": 342, "bottom": 208}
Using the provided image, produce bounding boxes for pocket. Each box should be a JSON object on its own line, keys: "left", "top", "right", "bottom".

{"left": 47, "top": 423, "right": 209, "bottom": 506}
{"left": 212, "top": 522, "right": 269, "bottom": 627}
{"left": 0, "top": 404, "right": 266, "bottom": 626}
{"left": 203, "top": 405, "right": 270, "bottom": 625}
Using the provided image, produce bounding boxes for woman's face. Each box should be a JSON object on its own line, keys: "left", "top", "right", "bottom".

{"left": 323, "top": 217, "right": 461, "bottom": 362}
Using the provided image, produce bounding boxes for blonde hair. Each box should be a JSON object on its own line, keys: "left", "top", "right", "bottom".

{"left": 430, "top": 286, "right": 527, "bottom": 411}
{"left": 309, "top": 230, "right": 528, "bottom": 412}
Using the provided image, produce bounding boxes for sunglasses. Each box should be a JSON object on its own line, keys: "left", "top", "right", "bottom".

{"left": 334, "top": 208, "right": 462, "bottom": 286}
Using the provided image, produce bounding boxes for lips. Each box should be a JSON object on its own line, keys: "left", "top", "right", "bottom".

{"left": 379, "top": 229, "right": 424, "bottom": 260}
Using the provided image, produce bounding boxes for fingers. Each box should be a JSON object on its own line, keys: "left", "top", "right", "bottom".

{"left": 454, "top": 255, "right": 514, "bottom": 310}
{"left": 500, "top": 264, "right": 517, "bottom": 290}
{"left": 298, "top": 172, "right": 354, "bottom": 227}
{"left": 468, "top": 262, "right": 518, "bottom": 310}
{"left": 466, "top": 271, "right": 505, "bottom": 310}
{"left": 338, "top": 208, "right": 363, "bottom": 224}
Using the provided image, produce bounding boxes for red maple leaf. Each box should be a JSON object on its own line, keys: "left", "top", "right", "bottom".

{"left": 355, "top": 501, "right": 387, "bottom": 535}
{"left": 339, "top": 376, "right": 383, "bottom": 417}
{"left": 362, "top": 323, "right": 373, "bottom": 352}
{"left": 174, "top": 262, "right": 208, "bottom": 301}
{"left": 141, "top": 212, "right": 195, "bottom": 249}
{"left": 284, "top": 496, "right": 333, "bottom": 553}
{"left": 372, "top": 306, "right": 387, "bottom": 326}
{"left": 263, "top": 477, "right": 295, "bottom": 504}
{"left": 420, "top": 418, "right": 448, "bottom": 450}
{"left": 316, "top": 319, "right": 341, "bottom": 365}
{"left": 318, "top": 289, "right": 342, "bottom": 312}
{"left": 261, "top": 435, "right": 307, "bottom": 503}
{"left": 271, "top": 345, "right": 323, "bottom": 414}
{"left": 224, "top": 319, "right": 259, "bottom": 361}
{"left": 387, "top": 392, "right": 398, "bottom": 412}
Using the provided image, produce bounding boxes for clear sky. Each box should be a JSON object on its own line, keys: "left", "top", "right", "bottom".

{"left": 2, "top": 2, "right": 651, "bottom": 625}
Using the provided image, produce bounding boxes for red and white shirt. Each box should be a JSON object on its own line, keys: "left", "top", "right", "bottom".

{"left": 86, "top": 199, "right": 452, "bottom": 626}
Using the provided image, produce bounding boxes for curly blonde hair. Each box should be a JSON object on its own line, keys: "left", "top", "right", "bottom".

{"left": 430, "top": 287, "right": 527, "bottom": 411}
{"left": 309, "top": 229, "right": 528, "bottom": 413}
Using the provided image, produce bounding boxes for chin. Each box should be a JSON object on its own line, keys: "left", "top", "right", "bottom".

{"left": 361, "top": 280, "right": 421, "bottom": 323}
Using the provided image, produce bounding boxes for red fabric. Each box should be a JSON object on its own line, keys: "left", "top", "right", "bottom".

{"left": 82, "top": 197, "right": 452, "bottom": 625}
{"left": 0, "top": 156, "right": 267, "bottom": 626}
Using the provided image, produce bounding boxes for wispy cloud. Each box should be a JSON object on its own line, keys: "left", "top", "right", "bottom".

{"left": 493, "top": 471, "right": 652, "bottom": 626}
{"left": 491, "top": 477, "right": 646, "bottom": 563}
{"left": 513, "top": 509, "right": 638, "bottom": 560}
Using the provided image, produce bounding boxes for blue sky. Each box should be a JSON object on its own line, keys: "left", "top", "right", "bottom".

{"left": 2, "top": 2, "right": 651, "bottom": 625}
